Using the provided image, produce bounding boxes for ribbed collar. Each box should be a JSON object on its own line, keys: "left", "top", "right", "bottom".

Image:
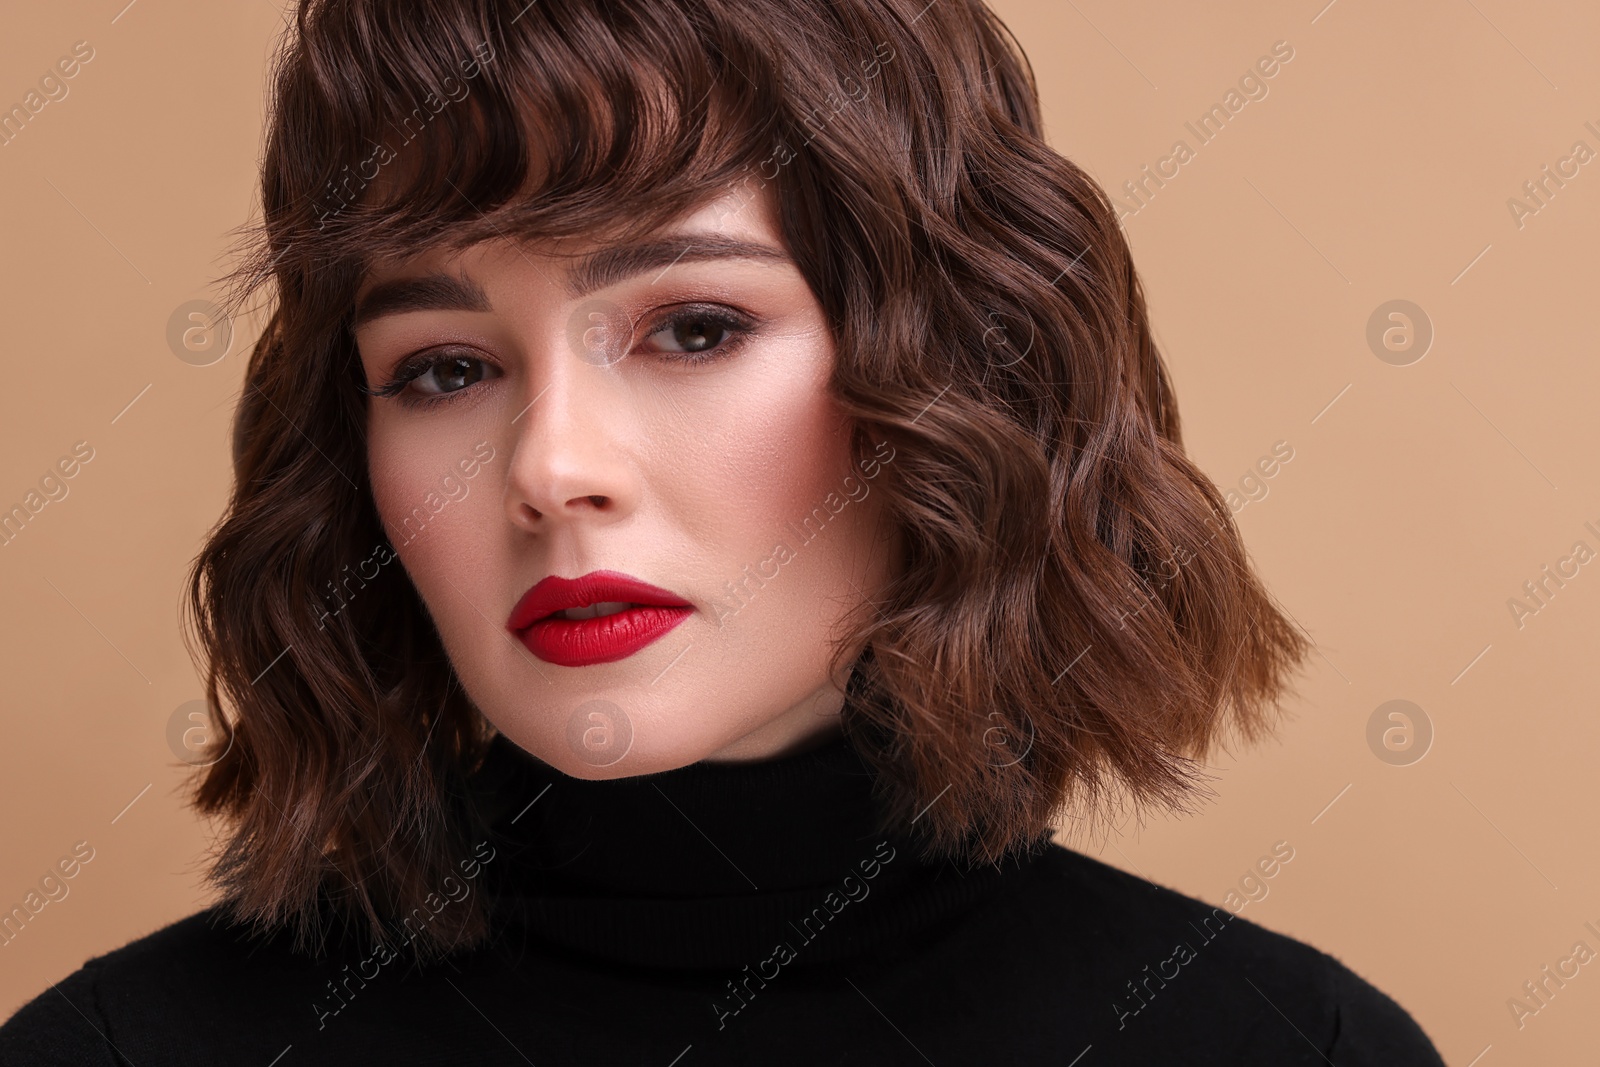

{"left": 466, "top": 728, "right": 1045, "bottom": 970}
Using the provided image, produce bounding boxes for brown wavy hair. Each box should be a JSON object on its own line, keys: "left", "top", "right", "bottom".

{"left": 187, "top": 0, "right": 1310, "bottom": 961}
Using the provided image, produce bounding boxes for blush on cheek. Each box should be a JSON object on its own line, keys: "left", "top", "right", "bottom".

{"left": 369, "top": 468, "right": 508, "bottom": 700}
{"left": 366, "top": 428, "right": 500, "bottom": 596}
{"left": 723, "top": 402, "right": 882, "bottom": 633}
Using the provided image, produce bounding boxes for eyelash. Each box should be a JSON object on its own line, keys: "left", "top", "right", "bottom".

{"left": 363, "top": 304, "right": 758, "bottom": 410}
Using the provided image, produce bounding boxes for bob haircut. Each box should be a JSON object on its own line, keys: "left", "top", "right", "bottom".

{"left": 188, "top": 0, "right": 1310, "bottom": 961}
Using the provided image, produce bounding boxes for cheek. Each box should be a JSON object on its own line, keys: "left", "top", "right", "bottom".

{"left": 734, "top": 404, "right": 845, "bottom": 521}
{"left": 366, "top": 414, "right": 497, "bottom": 583}
{"left": 677, "top": 355, "right": 887, "bottom": 660}
{"left": 674, "top": 358, "right": 855, "bottom": 560}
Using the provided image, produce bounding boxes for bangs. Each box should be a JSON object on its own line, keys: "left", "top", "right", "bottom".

{"left": 231, "top": 0, "right": 792, "bottom": 312}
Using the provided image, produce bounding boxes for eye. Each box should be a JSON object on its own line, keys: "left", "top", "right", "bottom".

{"left": 409, "top": 355, "right": 494, "bottom": 395}
{"left": 362, "top": 304, "right": 755, "bottom": 410}
{"left": 363, "top": 348, "right": 502, "bottom": 409}
{"left": 640, "top": 305, "right": 756, "bottom": 364}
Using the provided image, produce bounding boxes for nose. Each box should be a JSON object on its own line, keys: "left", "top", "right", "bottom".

{"left": 502, "top": 351, "right": 636, "bottom": 533}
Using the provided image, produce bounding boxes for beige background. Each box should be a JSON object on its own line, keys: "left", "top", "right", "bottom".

{"left": 2, "top": 1, "right": 1596, "bottom": 1061}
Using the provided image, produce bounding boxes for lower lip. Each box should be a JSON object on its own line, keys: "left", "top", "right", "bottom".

{"left": 512, "top": 605, "right": 692, "bottom": 666}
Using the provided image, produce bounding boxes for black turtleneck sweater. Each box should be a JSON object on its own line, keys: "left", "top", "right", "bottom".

{"left": 1, "top": 732, "right": 1445, "bottom": 1065}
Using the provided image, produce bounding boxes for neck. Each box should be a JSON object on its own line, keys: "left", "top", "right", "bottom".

{"left": 467, "top": 729, "right": 1045, "bottom": 969}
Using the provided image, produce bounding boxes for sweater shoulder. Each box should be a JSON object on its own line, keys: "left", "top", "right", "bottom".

{"left": 36, "top": 904, "right": 312, "bottom": 985}
{"left": 1016, "top": 844, "right": 1444, "bottom": 1063}
{"left": 0, "top": 906, "right": 321, "bottom": 1062}
{"left": 1324, "top": 951, "right": 1447, "bottom": 1064}
{"left": 1026, "top": 842, "right": 1330, "bottom": 969}
{"left": 0, "top": 955, "right": 123, "bottom": 1066}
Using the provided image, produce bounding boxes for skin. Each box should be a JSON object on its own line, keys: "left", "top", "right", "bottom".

{"left": 352, "top": 183, "right": 899, "bottom": 778}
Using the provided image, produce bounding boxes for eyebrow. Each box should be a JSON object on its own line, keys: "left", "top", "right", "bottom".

{"left": 352, "top": 235, "right": 793, "bottom": 328}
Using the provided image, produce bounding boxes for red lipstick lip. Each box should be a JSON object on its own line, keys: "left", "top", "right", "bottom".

{"left": 506, "top": 570, "right": 691, "bottom": 632}
{"left": 507, "top": 570, "right": 693, "bottom": 668}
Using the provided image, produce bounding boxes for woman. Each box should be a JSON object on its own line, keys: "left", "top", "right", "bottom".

{"left": 1, "top": 0, "right": 1444, "bottom": 1062}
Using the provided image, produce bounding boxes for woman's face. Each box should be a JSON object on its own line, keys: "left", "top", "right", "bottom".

{"left": 352, "top": 183, "right": 898, "bottom": 777}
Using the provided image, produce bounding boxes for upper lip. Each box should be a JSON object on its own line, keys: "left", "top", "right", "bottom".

{"left": 506, "top": 569, "right": 691, "bottom": 631}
